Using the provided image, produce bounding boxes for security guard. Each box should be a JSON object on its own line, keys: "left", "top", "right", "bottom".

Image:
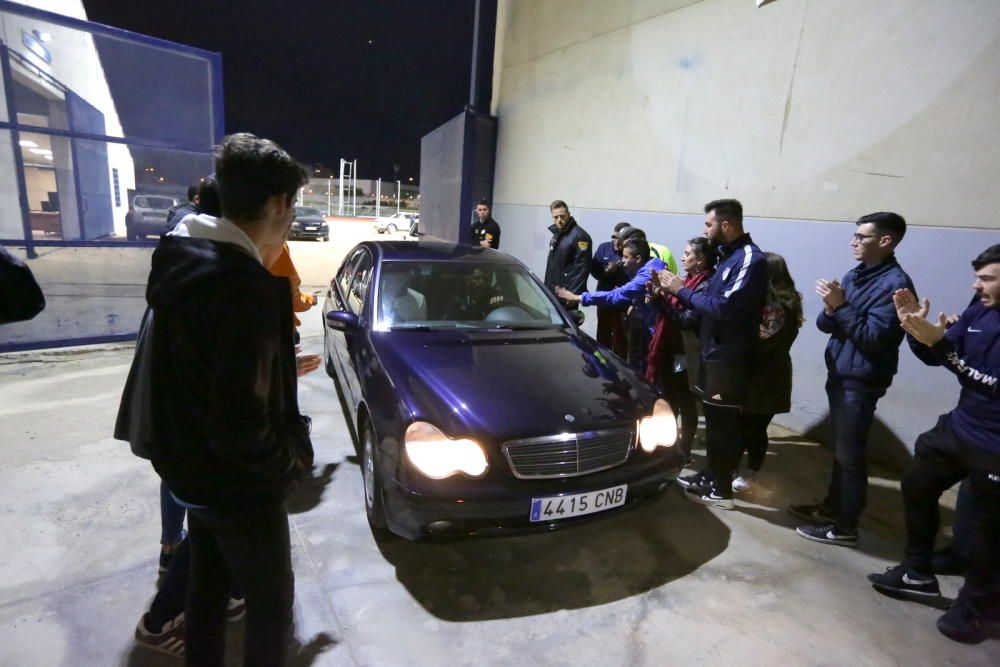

{"left": 544, "top": 199, "right": 593, "bottom": 306}
{"left": 471, "top": 199, "right": 501, "bottom": 249}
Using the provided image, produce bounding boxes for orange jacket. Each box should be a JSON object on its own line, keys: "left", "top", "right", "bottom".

{"left": 268, "top": 243, "right": 316, "bottom": 327}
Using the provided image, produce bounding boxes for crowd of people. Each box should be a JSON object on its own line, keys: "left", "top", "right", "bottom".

{"left": 100, "top": 132, "right": 996, "bottom": 666}
{"left": 542, "top": 198, "right": 999, "bottom": 646}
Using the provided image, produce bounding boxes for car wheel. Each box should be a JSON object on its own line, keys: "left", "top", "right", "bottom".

{"left": 361, "top": 419, "right": 388, "bottom": 530}
{"left": 386, "top": 223, "right": 397, "bottom": 234}
{"left": 323, "top": 235, "right": 329, "bottom": 242}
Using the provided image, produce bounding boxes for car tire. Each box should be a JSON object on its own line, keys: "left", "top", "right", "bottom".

{"left": 386, "top": 223, "right": 397, "bottom": 234}
{"left": 323, "top": 235, "right": 329, "bottom": 242}
{"left": 361, "top": 419, "right": 389, "bottom": 531}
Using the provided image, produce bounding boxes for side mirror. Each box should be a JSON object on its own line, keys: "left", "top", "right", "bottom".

{"left": 570, "top": 309, "right": 585, "bottom": 326}
{"left": 326, "top": 310, "right": 359, "bottom": 332}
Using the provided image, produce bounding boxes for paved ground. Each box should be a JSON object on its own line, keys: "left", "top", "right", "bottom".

{"left": 0, "top": 220, "right": 995, "bottom": 666}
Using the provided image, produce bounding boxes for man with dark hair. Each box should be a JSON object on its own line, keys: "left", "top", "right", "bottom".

{"left": 472, "top": 198, "right": 501, "bottom": 249}
{"left": 166, "top": 183, "right": 201, "bottom": 227}
{"left": 656, "top": 198, "right": 767, "bottom": 509}
{"left": 544, "top": 200, "right": 592, "bottom": 306}
{"left": 792, "top": 211, "right": 914, "bottom": 547}
{"left": 557, "top": 238, "right": 666, "bottom": 372}
{"left": 867, "top": 244, "right": 1000, "bottom": 644}
{"left": 135, "top": 132, "right": 309, "bottom": 665}
{"left": 590, "top": 222, "right": 631, "bottom": 354}
{"left": 618, "top": 224, "right": 678, "bottom": 273}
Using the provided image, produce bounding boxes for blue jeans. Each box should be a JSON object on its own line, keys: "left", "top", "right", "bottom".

{"left": 159, "top": 480, "right": 186, "bottom": 545}
{"left": 822, "top": 379, "right": 885, "bottom": 533}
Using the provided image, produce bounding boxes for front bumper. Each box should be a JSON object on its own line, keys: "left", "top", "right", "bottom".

{"left": 290, "top": 226, "right": 327, "bottom": 239}
{"left": 382, "top": 445, "right": 685, "bottom": 540}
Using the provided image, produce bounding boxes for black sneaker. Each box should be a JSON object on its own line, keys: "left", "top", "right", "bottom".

{"left": 867, "top": 564, "right": 940, "bottom": 598}
{"left": 135, "top": 612, "right": 185, "bottom": 657}
{"left": 683, "top": 483, "right": 735, "bottom": 510}
{"left": 931, "top": 547, "right": 969, "bottom": 576}
{"left": 158, "top": 550, "right": 173, "bottom": 575}
{"left": 796, "top": 523, "right": 858, "bottom": 547}
{"left": 676, "top": 470, "right": 711, "bottom": 491}
{"left": 788, "top": 502, "right": 835, "bottom": 525}
{"left": 937, "top": 598, "right": 1000, "bottom": 645}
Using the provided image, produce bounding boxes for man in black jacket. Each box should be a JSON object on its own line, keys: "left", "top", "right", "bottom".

{"left": 544, "top": 200, "right": 592, "bottom": 307}
{"left": 165, "top": 183, "right": 200, "bottom": 228}
{"left": 133, "top": 133, "right": 308, "bottom": 666}
{"left": 471, "top": 199, "right": 501, "bottom": 249}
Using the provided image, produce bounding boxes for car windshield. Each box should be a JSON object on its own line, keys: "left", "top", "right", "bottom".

{"left": 139, "top": 196, "right": 175, "bottom": 209}
{"left": 295, "top": 207, "right": 323, "bottom": 217}
{"left": 376, "top": 261, "right": 566, "bottom": 331}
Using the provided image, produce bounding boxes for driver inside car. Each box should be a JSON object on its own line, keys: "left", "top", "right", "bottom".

{"left": 456, "top": 268, "right": 507, "bottom": 320}
{"left": 381, "top": 270, "right": 427, "bottom": 325}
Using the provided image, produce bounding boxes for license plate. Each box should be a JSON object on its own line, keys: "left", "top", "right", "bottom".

{"left": 305, "top": 226, "right": 317, "bottom": 231}
{"left": 529, "top": 484, "right": 627, "bottom": 522}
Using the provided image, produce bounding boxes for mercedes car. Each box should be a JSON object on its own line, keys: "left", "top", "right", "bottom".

{"left": 323, "top": 241, "right": 682, "bottom": 539}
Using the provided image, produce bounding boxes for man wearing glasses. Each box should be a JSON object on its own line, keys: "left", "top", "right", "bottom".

{"left": 792, "top": 212, "right": 915, "bottom": 547}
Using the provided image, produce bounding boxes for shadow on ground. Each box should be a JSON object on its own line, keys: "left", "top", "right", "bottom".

{"left": 374, "top": 491, "right": 730, "bottom": 622}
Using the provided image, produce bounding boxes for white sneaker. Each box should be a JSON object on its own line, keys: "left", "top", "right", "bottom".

{"left": 731, "top": 470, "right": 756, "bottom": 492}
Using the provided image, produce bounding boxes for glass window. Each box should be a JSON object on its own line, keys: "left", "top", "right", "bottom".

{"left": 338, "top": 249, "right": 364, "bottom": 296}
{"left": 376, "top": 261, "right": 566, "bottom": 331}
{"left": 346, "top": 252, "right": 373, "bottom": 316}
{"left": 0, "top": 131, "right": 23, "bottom": 239}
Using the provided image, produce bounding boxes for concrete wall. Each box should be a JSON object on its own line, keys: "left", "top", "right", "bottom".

{"left": 491, "top": 0, "right": 1000, "bottom": 457}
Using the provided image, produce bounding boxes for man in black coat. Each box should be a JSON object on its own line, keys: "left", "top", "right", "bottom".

{"left": 544, "top": 199, "right": 592, "bottom": 306}
{"left": 165, "top": 183, "right": 200, "bottom": 228}
{"left": 121, "top": 133, "right": 309, "bottom": 666}
{"left": 471, "top": 198, "right": 501, "bottom": 249}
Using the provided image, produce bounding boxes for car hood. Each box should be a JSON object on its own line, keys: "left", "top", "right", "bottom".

{"left": 371, "top": 329, "right": 658, "bottom": 442}
{"left": 295, "top": 216, "right": 326, "bottom": 224}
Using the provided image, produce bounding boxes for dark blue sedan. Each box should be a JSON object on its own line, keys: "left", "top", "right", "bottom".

{"left": 323, "top": 241, "right": 683, "bottom": 539}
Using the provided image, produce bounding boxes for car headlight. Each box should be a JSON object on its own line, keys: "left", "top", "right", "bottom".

{"left": 404, "top": 421, "right": 488, "bottom": 479}
{"left": 638, "top": 399, "right": 677, "bottom": 452}
{"left": 291, "top": 221, "right": 301, "bottom": 229}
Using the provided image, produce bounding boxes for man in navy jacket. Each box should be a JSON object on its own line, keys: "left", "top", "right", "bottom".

{"left": 793, "top": 212, "right": 914, "bottom": 546}
{"left": 557, "top": 238, "right": 665, "bottom": 373}
{"left": 589, "top": 222, "right": 630, "bottom": 355}
{"left": 868, "top": 244, "right": 1000, "bottom": 645}
{"left": 657, "top": 199, "right": 767, "bottom": 509}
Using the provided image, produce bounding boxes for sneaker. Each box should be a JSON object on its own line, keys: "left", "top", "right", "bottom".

{"left": 135, "top": 612, "right": 185, "bottom": 657}
{"left": 796, "top": 523, "right": 859, "bottom": 547}
{"left": 788, "top": 502, "right": 835, "bottom": 525}
{"left": 226, "top": 597, "right": 246, "bottom": 623}
{"left": 931, "top": 547, "right": 969, "bottom": 576}
{"left": 937, "top": 598, "right": 1000, "bottom": 644}
{"left": 731, "top": 470, "right": 756, "bottom": 493}
{"left": 867, "top": 564, "right": 940, "bottom": 598}
{"left": 683, "top": 483, "right": 735, "bottom": 510}
{"left": 676, "top": 470, "right": 711, "bottom": 491}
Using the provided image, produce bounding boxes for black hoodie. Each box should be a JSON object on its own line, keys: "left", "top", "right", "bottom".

{"left": 134, "top": 236, "right": 301, "bottom": 506}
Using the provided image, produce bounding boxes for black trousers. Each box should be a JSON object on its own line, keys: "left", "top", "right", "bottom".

{"left": 739, "top": 413, "right": 774, "bottom": 472}
{"left": 703, "top": 402, "right": 743, "bottom": 496}
{"left": 186, "top": 502, "right": 293, "bottom": 667}
{"left": 822, "top": 379, "right": 885, "bottom": 532}
{"left": 661, "top": 369, "right": 699, "bottom": 456}
{"left": 901, "top": 414, "right": 1000, "bottom": 600}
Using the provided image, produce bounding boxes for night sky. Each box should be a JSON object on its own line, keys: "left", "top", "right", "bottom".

{"left": 81, "top": 0, "right": 488, "bottom": 183}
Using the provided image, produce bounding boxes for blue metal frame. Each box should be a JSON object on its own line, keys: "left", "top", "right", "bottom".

{"left": 0, "top": 0, "right": 221, "bottom": 61}
{"left": 0, "top": 42, "right": 36, "bottom": 259}
{"left": 0, "top": 1, "right": 225, "bottom": 252}
{"left": 0, "top": 332, "right": 137, "bottom": 353}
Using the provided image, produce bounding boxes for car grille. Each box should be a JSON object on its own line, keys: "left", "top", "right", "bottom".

{"left": 502, "top": 428, "right": 634, "bottom": 479}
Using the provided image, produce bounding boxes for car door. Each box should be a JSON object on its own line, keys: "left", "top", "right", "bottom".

{"left": 340, "top": 251, "right": 374, "bottom": 413}
{"left": 328, "top": 249, "right": 364, "bottom": 385}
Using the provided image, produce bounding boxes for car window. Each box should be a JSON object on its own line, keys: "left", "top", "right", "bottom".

{"left": 338, "top": 249, "right": 364, "bottom": 297}
{"left": 346, "top": 252, "right": 373, "bottom": 316}
{"left": 376, "top": 261, "right": 565, "bottom": 331}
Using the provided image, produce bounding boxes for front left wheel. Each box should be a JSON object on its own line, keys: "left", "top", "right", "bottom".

{"left": 361, "top": 420, "right": 388, "bottom": 531}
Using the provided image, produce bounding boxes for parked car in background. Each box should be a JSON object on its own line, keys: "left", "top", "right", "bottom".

{"left": 290, "top": 206, "right": 329, "bottom": 241}
{"left": 323, "top": 240, "right": 682, "bottom": 540}
{"left": 373, "top": 212, "right": 416, "bottom": 235}
{"left": 125, "top": 195, "right": 178, "bottom": 240}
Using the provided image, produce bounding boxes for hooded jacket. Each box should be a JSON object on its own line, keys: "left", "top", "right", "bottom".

{"left": 544, "top": 218, "right": 593, "bottom": 294}
{"left": 817, "top": 255, "right": 914, "bottom": 389}
{"left": 124, "top": 214, "right": 302, "bottom": 506}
